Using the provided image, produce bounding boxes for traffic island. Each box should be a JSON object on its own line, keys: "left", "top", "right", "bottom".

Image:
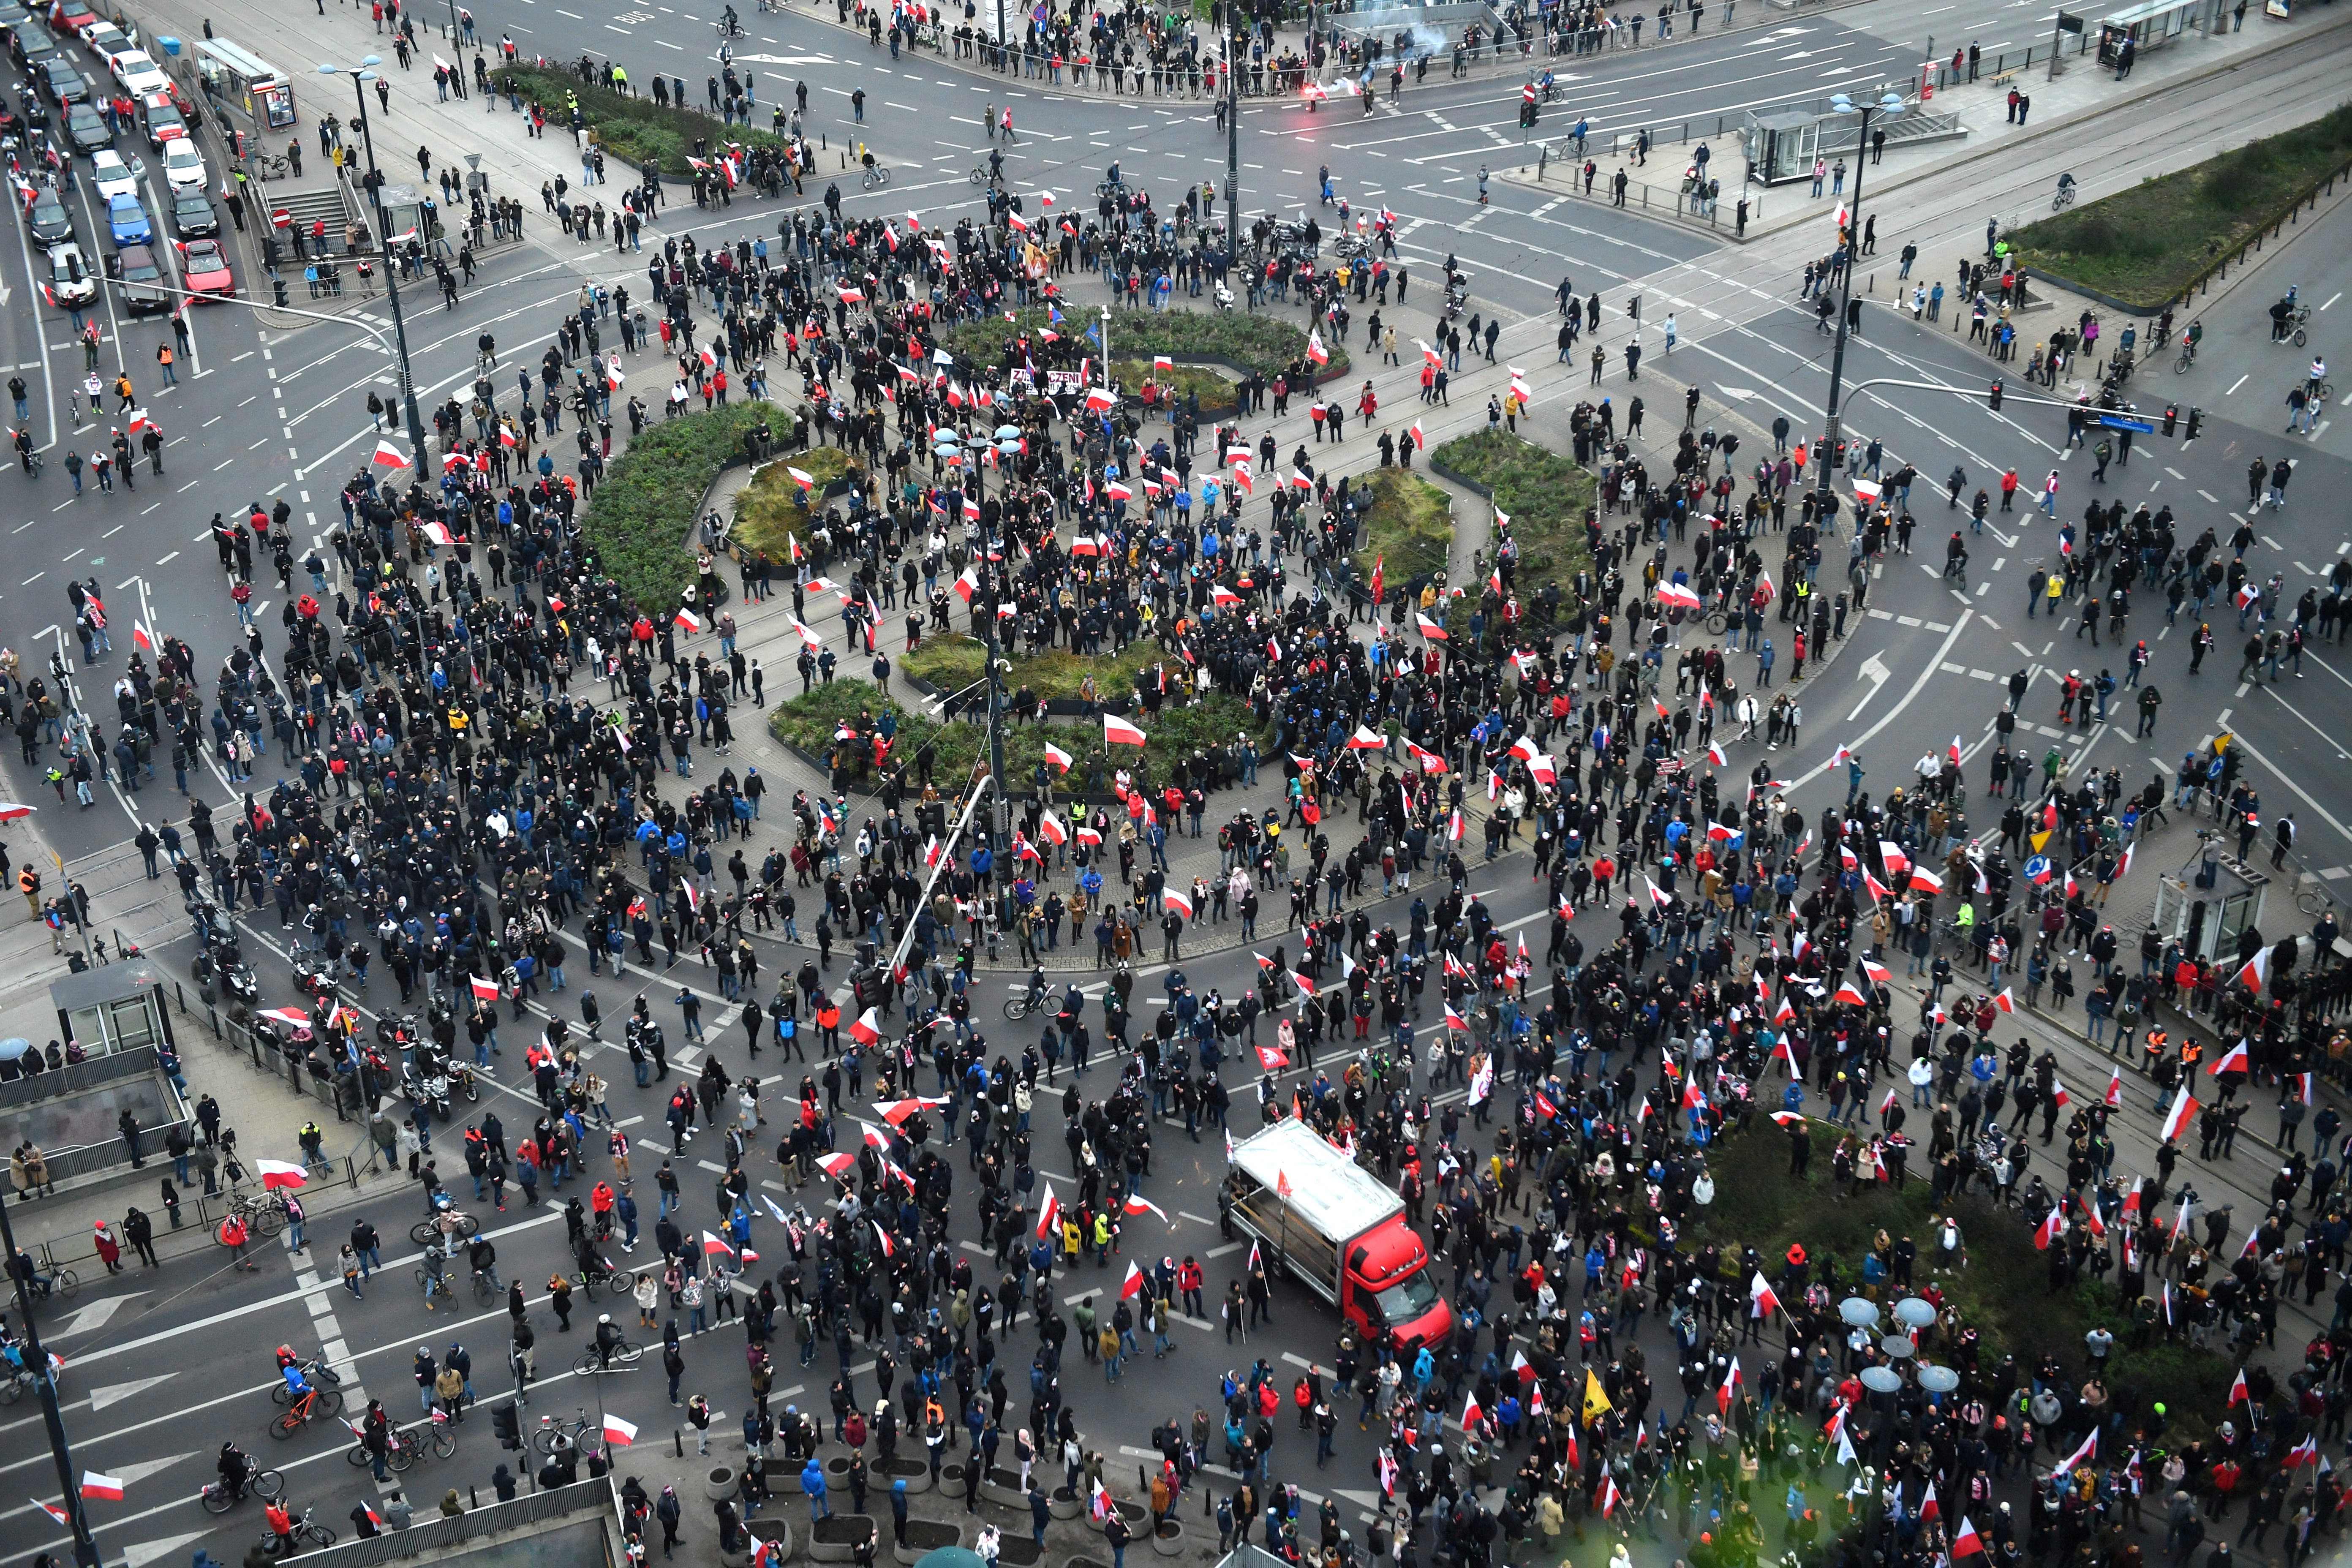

{"left": 1690, "top": 1119, "right": 2235, "bottom": 1438}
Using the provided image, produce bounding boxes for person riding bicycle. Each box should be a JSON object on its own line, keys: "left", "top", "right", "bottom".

{"left": 1024, "top": 964, "right": 1047, "bottom": 1013}
{"left": 571, "top": 1230, "right": 607, "bottom": 1281}
{"left": 2055, "top": 171, "right": 2075, "bottom": 196}
{"left": 2184, "top": 318, "right": 2203, "bottom": 354}
{"left": 721, "top": 2, "right": 740, "bottom": 31}
{"left": 421, "top": 1242, "right": 451, "bottom": 1297}
{"left": 277, "top": 1351, "right": 310, "bottom": 1404}
{"left": 593, "top": 1313, "right": 626, "bottom": 1370}
{"left": 218, "top": 1441, "right": 253, "bottom": 1500}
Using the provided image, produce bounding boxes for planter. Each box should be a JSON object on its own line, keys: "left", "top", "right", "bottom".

{"left": 892, "top": 1518, "right": 965, "bottom": 1567}
{"left": 1150, "top": 1522, "right": 1185, "bottom": 1558}
{"left": 743, "top": 1521, "right": 796, "bottom": 1563}
{"left": 1068, "top": 1557, "right": 1114, "bottom": 1568}
{"left": 887, "top": 1456, "right": 932, "bottom": 1496}
{"left": 940, "top": 1461, "right": 969, "bottom": 1497}
{"left": 997, "top": 1536, "right": 1045, "bottom": 1568}
{"left": 1090, "top": 1501, "right": 1147, "bottom": 1537}
{"left": 1048, "top": 1487, "right": 1084, "bottom": 1521}
{"left": 705, "top": 1464, "right": 742, "bottom": 1503}
{"left": 979, "top": 1466, "right": 1031, "bottom": 1510}
{"left": 807, "top": 1515, "right": 877, "bottom": 1563}
{"left": 824, "top": 1456, "right": 853, "bottom": 1488}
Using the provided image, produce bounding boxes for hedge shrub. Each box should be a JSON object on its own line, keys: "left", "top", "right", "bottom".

{"left": 942, "top": 307, "right": 1349, "bottom": 379}
{"left": 733, "top": 448, "right": 863, "bottom": 560}
{"left": 584, "top": 403, "right": 771, "bottom": 612}
{"left": 495, "top": 63, "right": 794, "bottom": 181}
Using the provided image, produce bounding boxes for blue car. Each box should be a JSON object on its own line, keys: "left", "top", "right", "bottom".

{"left": 106, "top": 192, "right": 150, "bottom": 247}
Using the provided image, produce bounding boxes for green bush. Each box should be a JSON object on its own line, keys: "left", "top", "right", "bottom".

{"left": 1429, "top": 427, "right": 1594, "bottom": 590}
{"left": 732, "top": 449, "right": 863, "bottom": 561}
{"left": 1695, "top": 1120, "right": 2232, "bottom": 1441}
{"left": 902, "top": 638, "right": 1160, "bottom": 705}
{"left": 495, "top": 63, "right": 794, "bottom": 180}
{"left": 942, "top": 307, "right": 1349, "bottom": 379}
{"left": 583, "top": 404, "right": 773, "bottom": 612}
{"left": 2008, "top": 103, "right": 2352, "bottom": 308}
{"left": 769, "top": 681, "right": 1266, "bottom": 794}
{"left": 1352, "top": 467, "right": 1454, "bottom": 585}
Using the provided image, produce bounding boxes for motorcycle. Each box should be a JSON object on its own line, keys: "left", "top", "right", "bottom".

{"left": 292, "top": 952, "right": 344, "bottom": 999}
{"left": 400, "top": 1062, "right": 452, "bottom": 1122}
{"left": 452, "top": 1063, "right": 480, "bottom": 1103}
{"left": 1214, "top": 283, "right": 1234, "bottom": 312}
{"left": 194, "top": 937, "right": 261, "bottom": 1006}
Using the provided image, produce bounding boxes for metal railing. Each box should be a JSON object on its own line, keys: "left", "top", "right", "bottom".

{"left": 251, "top": 1477, "right": 625, "bottom": 1568}
{"left": 1527, "top": 147, "right": 1759, "bottom": 234}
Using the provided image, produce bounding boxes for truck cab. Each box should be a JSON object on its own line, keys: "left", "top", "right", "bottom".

{"left": 1344, "top": 1218, "right": 1451, "bottom": 1351}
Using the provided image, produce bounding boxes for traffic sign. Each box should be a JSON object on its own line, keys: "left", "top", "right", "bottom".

{"left": 2096, "top": 414, "right": 2154, "bottom": 433}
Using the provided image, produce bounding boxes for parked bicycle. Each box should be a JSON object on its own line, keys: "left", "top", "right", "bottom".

{"left": 530, "top": 1408, "right": 600, "bottom": 1456}
{"left": 231, "top": 1191, "right": 291, "bottom": 1238}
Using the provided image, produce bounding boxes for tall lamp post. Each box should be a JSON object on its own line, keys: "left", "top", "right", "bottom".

{"left": 319, "top": 59, "right": 431, "bottom": 478}
{"left": 1223, "top": 24, "right": 1240, "bottom": 237}
{"left": 1809, "top": 90, "right": 1903, "bottom": 526}
{"left": 1, "top": 1199, "right": 105, "bottom": 1568}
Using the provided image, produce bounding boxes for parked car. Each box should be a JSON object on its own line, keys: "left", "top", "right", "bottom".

{"left": 139, "top": 91, "right": 183, "bottom": 146}
{"left": 87, "top": 145, "right": 139, "bottom": 199}
{"left": 104, "top": 191, "right": 149, "bottom": 245}
{"left": 44, "top": 239, "right": 93, "bottom": 305}
{"left": 24, "top": 185, "right": 72, "bottom": 247}
{"left": 166, "top": 188, "right": 215, "bottom": 239}
{"left": 105, "top": 240, "right": 164, "bottom": 311}
{"left": 61, "top": 97, "right": 105, "bottom": 151}
{"left": 39, "top": 57, "right": 89, "bottom": 103}
{"left": 159, "top": 136, "right": 202, "bottom": 192}
{"left": 178, "top": 236, "right": 231, "bottom": 298}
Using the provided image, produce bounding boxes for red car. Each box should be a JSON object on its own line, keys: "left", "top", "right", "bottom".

{"left": 179, "top": 237, "right": 234, "bottom": 299}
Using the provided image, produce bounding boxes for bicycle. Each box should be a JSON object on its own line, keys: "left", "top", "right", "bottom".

{"left": 414, "top": 1265, "right": 457, "bottom": 1309}
{"left": 569, "top": 1263, "right": 637, "bottom": 1301}
{"left": 860, "top": 163, "right": 891, "bottom": 190}
{"left": 530, "top": 1409, "right": 599, "bottom": 1456}
{"left": 2174, "top": 339, "right": 2199, "bottom": 375}
{"left": 267, "top": 1381, "right": 344, "bottom": 1439}
{"left": 2050, "top": 183, "right": 2076, "bottom": 213}
{"left": 233, "top": 1191, "right": 291, "bottom": 1239}
{"left": 410, "top": 1209, "right": 482, "bottom": 1246}
{"left": 269, "top": 1359, "right": 345, "bottom": 1405}
{"left": 0, "top": 1364, "right": 41, "bottom": 1405}
{"left": 1702, "top": 604, "right": 1729, "bottom": 636}
{"left": 1002, "top": 990, "right": 1047, "bottom": 1021}
{"left": 255, "top": 1508, "right": 335, "bottom": 1555}
{"left": 253, "top": 153, "right": 291, "bottom": 181}
{"left": 471, "top": 1267, "right": 501, "bottom": 1305}
{"left": 201, "top": 1469, "right": 286, "bottom": 1512}
{"left": 570, "top": 1339, "right": 644, "bottom": 1376}
{"left": 24, "top": 1267, "right": 78, "bottom": 1303}
{"left": 2296, "top": 879, "right": 2335, "bottom": 917}
{"left": 2310, "top": 378, "right": 2335, "bottom": 403}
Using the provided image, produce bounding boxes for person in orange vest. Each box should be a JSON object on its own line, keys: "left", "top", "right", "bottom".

{"left": 815, "top": 998, "right": 841, "bottom": 1054}
{"left": 155, "top": 341, "right": 176, "bottom": 386}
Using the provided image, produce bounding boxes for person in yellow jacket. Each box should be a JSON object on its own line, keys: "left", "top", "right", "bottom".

{"left": 1092, "top": 1209, "right": 1114, "bottom": 1265}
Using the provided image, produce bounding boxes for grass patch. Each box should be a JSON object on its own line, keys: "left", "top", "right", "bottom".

{"left": 1111, "top": 360, "right": 1241, "bottom": 416}
{"left": 1353, "top": 468, "right": 1454, "bottom": 587}
{"left": 2007, "top": 103, "right": 2352, "bottom": 310}
{"left": 769, "top": 680, "right": 1267, "bottom": 795}
{"left": 901, "top": 638, "right": 1160, "bottom": 705}
{"left": 942, "top": 308, "right": 1349, "bottom": 381}
{"left": 583, "top": 403, "right": 772, "bottom": 612}
{"left": 495, "top": 63, "right": 795, "bottom": 180}
{"left": 1426, "top": 429, "right": 1595, "bottom": 639}
{"left": 1695, "top": 1122, "right": 2234, "bottom": 1441}
{"left": 732, "top": 448, "right": 863, "bottom": 561}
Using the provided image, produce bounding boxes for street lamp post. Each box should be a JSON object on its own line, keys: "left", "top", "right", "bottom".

{"left": 1809, "top": 91, "right": 1903, "bottom": 529}
{"left": 1223, "top": 26, "right": 1240, "bottom": 237}
{"left": 0, "top": 1198, "right": 106, "bottom": 1568}
{"left": 319, "top": 59, "right": 432, "bottom": 478}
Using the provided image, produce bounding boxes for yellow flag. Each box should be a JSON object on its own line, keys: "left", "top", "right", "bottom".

{"left": 1582, "top": 1368, "right": 1612, "bottom": 1425}
{"left": 2029, "top": 829, "right": 2051, "bottom": 853}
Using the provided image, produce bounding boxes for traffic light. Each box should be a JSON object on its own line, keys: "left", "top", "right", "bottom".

{"left": 493, "top": 1404, "right": 521, "bottom": 1450}
{"left": 272, "top": 278, "right": 289, "bottom": 309}
{"left": 2163, "top": 404, "right": 2178, "bottom": 436}
{"left": 1988, "top": 379, "right": 2004, "bottom": 412}
{"left": 1520, "top": 99, "right": 1538, "bottom": 129}
{"left": 2186, "top": 406, "right": 2204, "bottom": 440}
